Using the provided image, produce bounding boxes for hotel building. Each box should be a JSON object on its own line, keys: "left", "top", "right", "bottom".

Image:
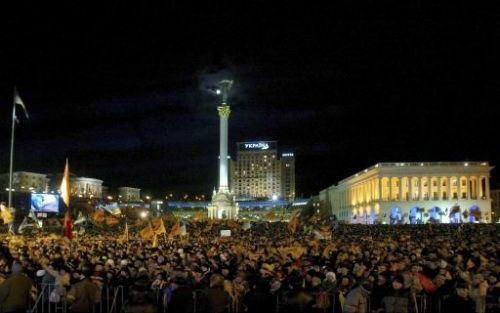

{"left": 230, "top": 141, "right": 295, "bottom": 200}
{"left": 319, "top": 162, "right": 493, "bottom": 224}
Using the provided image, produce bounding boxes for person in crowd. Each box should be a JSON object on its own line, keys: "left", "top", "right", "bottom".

{"left": 0, "top": 262, "right": 33, "bottom": 313}
{"left": 66, "top": 267, "right": 101, "bottom": 313}
{"left": 442, "top": 281, "right": 476, "bottom": 313}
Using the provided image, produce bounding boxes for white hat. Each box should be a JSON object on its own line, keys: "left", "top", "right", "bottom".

{"left": 36, "top": 269, "right": 46, "bottom": 277}
{"left": 120, "top": 259, "right": 128, "bottom": 266}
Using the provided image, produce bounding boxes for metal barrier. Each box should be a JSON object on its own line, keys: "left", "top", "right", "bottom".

{"left": 28, "top": 284, "right": 123, "bottom": 313}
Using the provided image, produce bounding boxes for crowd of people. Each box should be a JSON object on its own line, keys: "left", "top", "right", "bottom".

{"left": 0, "top": 219, "right": 499, "bottom": 313}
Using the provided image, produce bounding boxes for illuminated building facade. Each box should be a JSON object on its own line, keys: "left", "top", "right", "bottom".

{"left": 118, "top": 187, "right": 141, "bottom": 202}
{"left": 0, "top": 171, "right": 49, "bottom": 193}
{"left": 230, "top": 141, "right": 295, "bottom": 200}
{"left": 71, "top": 177, "right": 103, "bottom": 198}
{"left": 320, "top": 162, "right": 493, "bottom": 224}
{"left": 491, "top": 189, "right": 500, "bottom": 223}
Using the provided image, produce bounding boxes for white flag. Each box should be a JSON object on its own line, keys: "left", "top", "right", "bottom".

{"left": 14, "top": 87, "right": 29, "bottom": 119}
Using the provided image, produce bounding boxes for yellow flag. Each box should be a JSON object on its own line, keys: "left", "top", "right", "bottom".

{"left": 60, "top": 159, "right": 71, "bottom": 208}
{"left": 168, "top": 222, "right": 181, "bottom": 239}
{"left": 0, "top": 203, "right": 14, "bottom": 224}
{"left": 151, "top": 218, "right": 166, "bottom": 235}
{"left": 287, "top": 214, "right": 300, "bottom": 233}
{"left": 152, "top": 233, "right": 158, "bottom": 248}
{"left": 140, "top": 223, "right": 154, "bottom": 239}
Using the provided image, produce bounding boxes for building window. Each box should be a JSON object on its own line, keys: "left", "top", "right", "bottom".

{"left": 433, "top": 181, "right": 437, "bottom": 187}
{"left": 453, "top": 192, "right": 458, "bottom": 199}
{"left": 462, "top": 192, "right": 467, "bottom": 199}
{"left": 462, "top": 180, "right": 466, "bottom": 186}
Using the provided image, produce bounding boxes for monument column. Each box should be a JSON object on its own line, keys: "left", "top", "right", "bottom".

{"left": 208, "top": 79, "right": 238, "bottom": 220}
{"left": 217, "top": 105, "right": 230, "bottom": 193}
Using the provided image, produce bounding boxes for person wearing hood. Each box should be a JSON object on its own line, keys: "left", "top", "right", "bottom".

{"left": 0, "top": 262, "right": 33, "bottom": 313}
{"left": 343, "top": 281, "right": 372, "bottom": 313}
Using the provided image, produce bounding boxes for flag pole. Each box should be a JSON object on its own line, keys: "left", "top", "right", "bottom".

{"left": 8, "top": 91, "right": 17, "bottom": 223}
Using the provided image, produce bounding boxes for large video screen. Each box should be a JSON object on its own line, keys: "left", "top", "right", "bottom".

{"left": 31, "top": 193, "right": 60, "bottom": 213}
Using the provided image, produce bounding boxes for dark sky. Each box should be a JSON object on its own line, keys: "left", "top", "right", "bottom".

{"left": 1, "top": 2, "right": 499, "bottom": 197}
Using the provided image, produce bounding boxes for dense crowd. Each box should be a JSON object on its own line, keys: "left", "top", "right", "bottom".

{"left": 0, "top": 221, "right": 499, "bottom": 313}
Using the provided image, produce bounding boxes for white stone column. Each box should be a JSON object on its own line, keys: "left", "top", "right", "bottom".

{"left": 217, "top": 106, "right": 231, "bottom": 192}
{"left": 466, "top": 176, "right": 471, "bottom": 200}
{"left": 438, "top": 177, "right": 442, "bottom": 200}
{"left": 378, "top": 178, "right": 382, "bottom": 201}
{"left": 399, "top": 177, "right": 403, "bottom": 201}
{"left": 477, "top": 177, "right": 483, "bottom": 199}
{"left": 389, "top": 178, "right": 393, "bottom": 201}
{"left": 447, "top": 177, "right": 452, "bottom": 200}
{"left": 486, "top": 176, "right": 490, "bottom": 199}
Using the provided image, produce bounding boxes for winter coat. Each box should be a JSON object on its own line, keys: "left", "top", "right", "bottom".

{"left": 343, "top": 285, "right": 370, "bottom": 313}
{"left": 381, "top": 289, "right": 411, "bottom": 313}
{"left": 67, "top": 278, "right": 101, "bottom": 313}
{"left": 0, "top": 272, "right": 33, "bottom": 313}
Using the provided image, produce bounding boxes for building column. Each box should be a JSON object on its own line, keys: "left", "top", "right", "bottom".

{"left": 378, "top": 178, "right": 382, "bottom": 201}
{"left": 399, "top": 177, "right": 403, "bottom": 201}
{"left": 438, "top": 177, "right": 442, "bottom": 200}
{"left": 389, "top": 177, "right": 393, "bottom": 201}
{"left": 447, "top": 177, "right": 453, "bottom": 200}
{"left": 466, "top": 176, "right": 471, "bottom": 200}
{"left": 486, "top": 176, "right": 490, "bottom": 199}
{"left": 409, "top": 177, "right": 414, "bottom": 201}
{"left": 477, "top": 177, "right": 483, "bottom": 199}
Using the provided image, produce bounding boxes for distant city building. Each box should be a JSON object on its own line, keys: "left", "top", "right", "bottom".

{"left": 281, "top": 153, "right": 296, "bottom": 200}
{"left": 319, "top": 162, "right": 493, "bottom": 224}
{"left": 118, "top": 187, "right": 141, "bottom": 202}
{"left": 491, "top": 189, "right": 500, "bottom": 222}
{"left": 47, "top": 173, "right": 103, "bottom": 199}
{"left": 72, "top": 177, "right": 103, "bottom": 198}
{"left": 0, "top": 172, "right": 49, "bottom": 193}
{"left": 230, "top": 141, "right": 295, "bottom": 200}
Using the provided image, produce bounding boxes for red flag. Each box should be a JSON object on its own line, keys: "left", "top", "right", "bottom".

{"left": 417, "top": 272, "right": 437, "bottom": 293}
{"left": 63, "top": 211, "right": 73, "bottom": 240}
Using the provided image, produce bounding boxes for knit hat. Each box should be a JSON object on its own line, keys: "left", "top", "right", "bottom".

{"left": 11, "top": 262, "right": 22, "bottom": 273}
{"left": 392, "top": 275, "right": 404, "bottom": 285}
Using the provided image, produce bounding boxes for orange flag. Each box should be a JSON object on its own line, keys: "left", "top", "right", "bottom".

{"left": 168, "top": 222, "right": 181, "bottom": 239}
{"left": 92, "top": 210, "right": 105, "bottom": 223}
{"left": 140, "top": 223, "right": 154, "bottom": 240}
{"left": 60, "top": 159, "right": 71, "bottom": 208}
{"left": 151, "top": 218, "right": 166, "bottom": 234}
{"left": 105, "top": 216, "right": 119, "bottom": 225}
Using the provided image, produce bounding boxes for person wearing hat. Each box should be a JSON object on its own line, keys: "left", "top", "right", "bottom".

{"left": 0, "top": 262, "right": 33, "bottom": 313}
{"left": 442, "top": 281, "right": 475, "bottom": 313}
{"left": 380, "top": 275, "right": 411, "bottom": 313}
{"left": 66, "top": 267, "right": 101, "bottom": 313}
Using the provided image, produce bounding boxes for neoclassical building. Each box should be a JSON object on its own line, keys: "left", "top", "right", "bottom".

{"left": 319, "top": 162, "right": 493, "bottom": 224}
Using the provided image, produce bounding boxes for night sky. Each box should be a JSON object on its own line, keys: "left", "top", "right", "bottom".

{"left": 1, "top": 3, "right": 499, "bottom": 198}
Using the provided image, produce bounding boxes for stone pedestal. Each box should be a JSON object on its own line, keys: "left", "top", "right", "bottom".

{"left": 208, "top": 189, "right": 239, "bottom": 220}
